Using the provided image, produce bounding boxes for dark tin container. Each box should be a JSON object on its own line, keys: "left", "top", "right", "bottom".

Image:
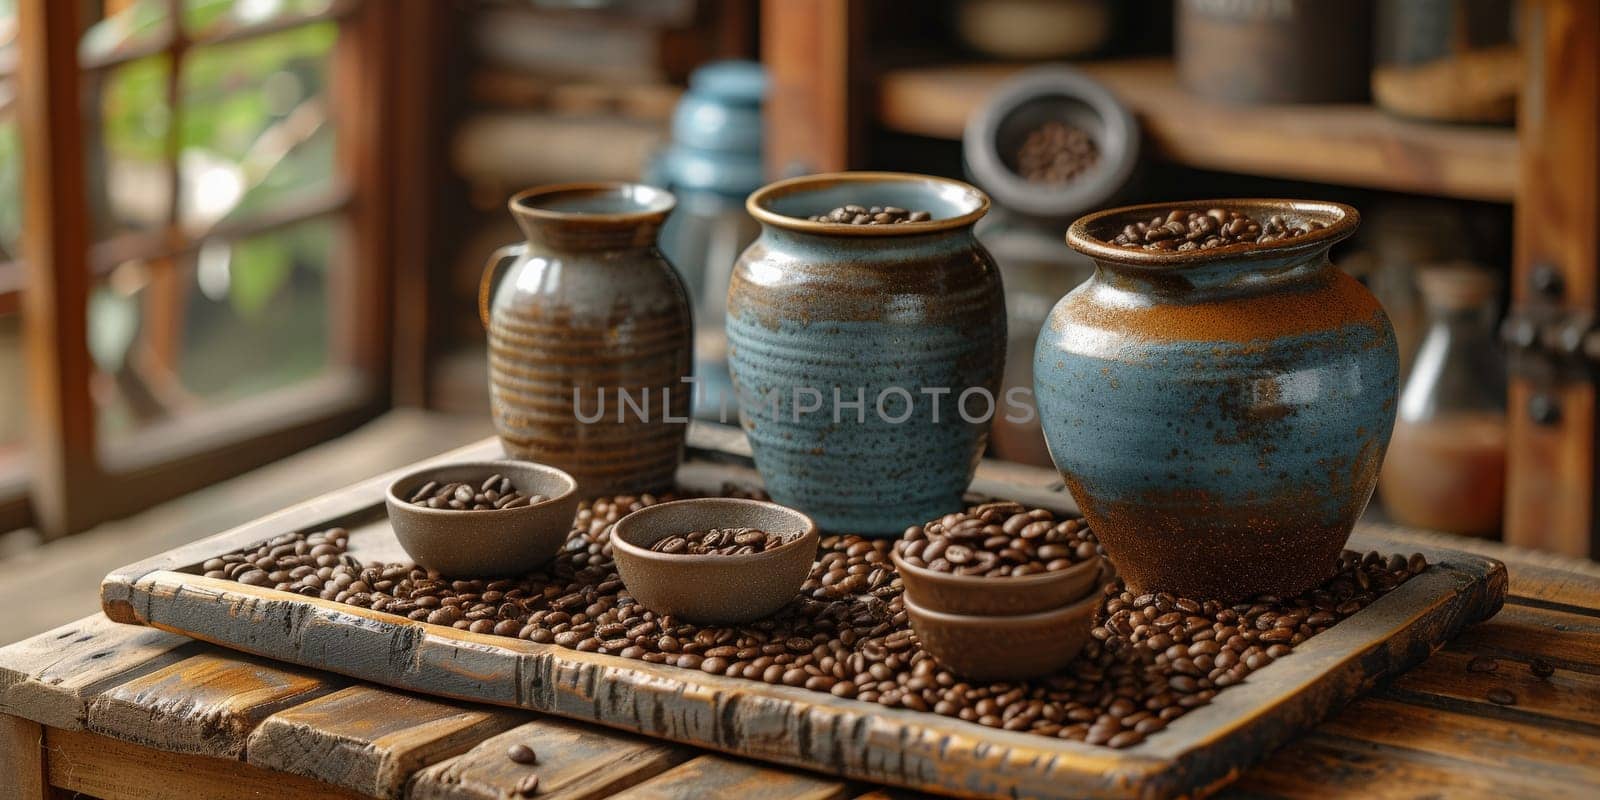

{"left": 726, "top": 172, "right": 1006, "bottom": 536}
{"left": 1038, "top": 199, "right": 1397, "bottom": 601}
{"left": 1178, "top": 0, "right": 1375, "bottom": 105}
{"left": 480, "top": 183, "right": 693, "bottom": 496}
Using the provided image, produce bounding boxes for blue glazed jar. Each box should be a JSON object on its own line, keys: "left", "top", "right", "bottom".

{"left": 727, "top": 172, "right": 1006, "bottom": 536}
{"left": 1036, "top": 200, "right": 1396, "bottom": 601}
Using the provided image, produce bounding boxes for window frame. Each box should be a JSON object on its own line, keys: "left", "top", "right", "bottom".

{"left": 6, "top": 0, "right": 441, "bottom": 538}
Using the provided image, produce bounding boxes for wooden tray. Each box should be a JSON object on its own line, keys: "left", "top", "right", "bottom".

{"left": 101, "top": 426, "right": 1507, "bottom": 800}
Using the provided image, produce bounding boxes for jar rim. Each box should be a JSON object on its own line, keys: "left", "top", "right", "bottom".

{"left": 509, "top": 182, "right": 677, "bottom": 224}
{"left": 746, "top": 171, "right": 991, "bottom": 236}
{"left": 1066, "top": 199, "right": 1360, "bottom": 267}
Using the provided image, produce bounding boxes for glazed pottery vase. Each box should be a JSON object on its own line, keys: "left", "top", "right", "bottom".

{"left": 726, "top": 172, "right": 1006, "bottom": 536}
{"left": 481, "top": 183, "right": 693, "bottom": 496}
{"left": 1037, "top": 200, "right": 1396, "bottom": 601}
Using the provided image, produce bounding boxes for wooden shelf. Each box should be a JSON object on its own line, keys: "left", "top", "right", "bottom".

{"left": 878, "top": 59, "right": 1519, "bottom": 203}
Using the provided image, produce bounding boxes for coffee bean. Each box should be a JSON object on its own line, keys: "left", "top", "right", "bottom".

{"left": 408, "top": 476, "right": 545, "bottom": 511}
{"left": 514, "top": 774, "right": 540, "bottom": 796}
{"left": 897, "top": 503, "right": 1098, "bottom": 578}
{"left": 507, "top": 743, "right": 538, "bottom": 765}
{"left": 218, "top": 498, "right": 1420, "bottom": 750}
{"left": 1530, "top": 658, "right": 1555, "bottom": 678}
{"left": 1487, "top": 688, "right": 1516, "bottom": 705}
{"left": 1467, "top": 656, "right": 1498, "bottom": 674}
{"left": 1015, "top": 121, "right": 1100, "bottom": 185}
{"left": 808, "top": 205, "right": 932, "bottom": 225}
{"left": 1108, "top": 208, "right": 1325, "bottom": 251}
{"left": 649, "top": 527, "right": 792, "bottom": 556}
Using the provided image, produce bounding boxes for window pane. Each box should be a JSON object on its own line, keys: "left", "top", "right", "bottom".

{"left": 182, "top": 0, "right": 338, "bottom": 37}
{"left": 0, "top": 313, "right": 23, "bottom": 466}
{"left": 81, "top": 0, "right": 171, "bottom": 65}
{"left": 0, "top": 100, "right": 21, "bottom": 259}
{"left": 0, "top": 0, "right": 16, "bottom": 77}
{"left": 179, "top": 23, "right": 337, "bottom": 230}
{"left": 93, "top": 218, "right": 339, "bottom": 440}
{"left": 90, "top": 55, "right": 174, "bottom": 241}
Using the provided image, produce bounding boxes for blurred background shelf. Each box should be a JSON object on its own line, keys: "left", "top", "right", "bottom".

{"left": 878, "top": 59, "right": 1519, "bottom": 202}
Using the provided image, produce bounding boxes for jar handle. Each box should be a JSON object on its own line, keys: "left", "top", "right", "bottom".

{"left": 479, "top": 242, "right": 526, "bottom": 330}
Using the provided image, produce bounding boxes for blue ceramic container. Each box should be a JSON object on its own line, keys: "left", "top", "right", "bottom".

{"left": 1037, "top": 200, "right": 1396, "bottom": 600}
{"left": 727, "top": 172, "right": 1006, "bottom": 536}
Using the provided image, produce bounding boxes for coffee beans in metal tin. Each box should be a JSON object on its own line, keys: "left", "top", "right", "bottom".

{"left": 408, "top": 473, "right": 546, "bottom": 511}
{"left": 1110, "top": 208, "right": 1327, "bottom": 251}
{"left": 210, "top": 496, "right": 1426, "bottom": 749}
{"left": 1015, "top": 120, "right": 1100, "bottom": 185}
{"left": 898, "top": 501, "right": 1100, "bottom": 577}
{"left": 651, "top": 527, "right": 793, "bottom": 556}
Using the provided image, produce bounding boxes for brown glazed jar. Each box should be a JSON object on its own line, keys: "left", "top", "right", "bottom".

{"left": 480, "top": 183, "right": 692, "bottom": 495}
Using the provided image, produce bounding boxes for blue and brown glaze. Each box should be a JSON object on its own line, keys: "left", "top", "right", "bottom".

{"left": 1037, "top": 199, "right": 1396, "bottom": 601}
{"left": 726, "top": 172, "right": 1006, "bottom": 536}
{"left": 481, "top": 183, "right": 693, "bottom": 496}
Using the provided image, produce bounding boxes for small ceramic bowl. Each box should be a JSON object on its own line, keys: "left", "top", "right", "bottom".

{"left": 386, "top": 460, "right": 579, "bottom": 577}
{"left": 891, "top": 547, "right": 1103, "bottom": 616}
{"left": 904, "top": 584, "right": 1099, "bottom": 681}
{"left": 611, "top": 498, "right": 819, "bottom": 625}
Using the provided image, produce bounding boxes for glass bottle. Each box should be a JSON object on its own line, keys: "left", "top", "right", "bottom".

{"left": 1378, "top": 263, "right": 1506, "bottom": 537}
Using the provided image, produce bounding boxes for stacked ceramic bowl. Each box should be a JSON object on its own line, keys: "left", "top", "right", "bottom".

{"left": 891, "top": 502, "right": 1105, "bottom": 681}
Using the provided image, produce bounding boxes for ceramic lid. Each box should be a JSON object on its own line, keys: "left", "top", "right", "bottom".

{"left": 963, "top": 65, "right": 1139, "bottom": 222}
{"left": 670, "top": 60, "right": 766, "bottom": 153}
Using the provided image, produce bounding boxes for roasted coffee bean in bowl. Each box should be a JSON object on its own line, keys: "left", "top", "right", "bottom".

{"left": 385, "top": 460, "right": 579, "bottom": 577}
{"left": 611, "top": 498, "right": 818, "bottom": 625}
{"left": 891, "top": 501, "right": 1105, "bottom": 615}
{"left": 649, "top": 527, "right": 795, "bottom": 555}
{"left": 406, "top": 474, "right": 547, "bottom": 510}
{"left": 903, "top": 579, "right": 1099, "bottom": 681}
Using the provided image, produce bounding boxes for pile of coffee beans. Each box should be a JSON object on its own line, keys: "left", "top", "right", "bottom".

{"left": 1110, "top": 208, "right": 1327, "bottom": 252}
{"left": 650, "top": 527, "right": 792, "bottom": 556}
{"left": 808, "top": 205, "right": 933, "bottom": 224}
{"left": 407, "top": 474, "right": 545, "bottom": 511}
{"left": 214, "top": 496, "right": 1425, "bottom": 749}
{"left": 1015, "top": 121, "right": 1100, "bottom": 184}
{"left": 897, "top": 501, "right": 1099, "bottom": 577}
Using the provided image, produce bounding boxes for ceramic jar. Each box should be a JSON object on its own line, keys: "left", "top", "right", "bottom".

{"left": 727, "top": 172, "right": 1006, "bottom": 536}
{"left": 481, "top": 183, "right": 693, "bottom": 495}
{"left": 1037, "top": 200, "right": 1396, "bottom": 601}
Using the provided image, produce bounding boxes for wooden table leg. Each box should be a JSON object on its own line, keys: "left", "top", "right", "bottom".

{"left": 0, "top": 714, "right": 49, "bottom": 800}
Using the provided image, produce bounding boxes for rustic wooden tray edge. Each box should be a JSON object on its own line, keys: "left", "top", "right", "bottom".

{"left": 98, "top": 426, "right": 1508, "bottom": 800}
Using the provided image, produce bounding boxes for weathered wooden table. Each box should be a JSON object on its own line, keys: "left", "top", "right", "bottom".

{"left": 2, "top": 446, "right": 1598, "bottom": 799}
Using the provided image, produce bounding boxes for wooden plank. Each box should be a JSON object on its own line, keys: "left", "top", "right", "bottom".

{"left": 247, "top": 685, "right": 526, "bottom": 798}
{"left": 1318, "top": 696, "right": 1600, "bottom": 789}
{"left": 87, "top": 651, "right": 338, "bottom": 757}
{"left": 1446, "top": 603, "right": 1600, "bottom": 670}
{"left": 1386, "top": 649, "right": 1600, "bottom": 730}
{"left": 0, "top": 714, "right": 48, "bottom": 800}
{"left": 408, "top": 716, "right": 689, "bottom": 800}
{"left": 44, "top": 725, "right": 368, "bottom": 800}
{"left": 16, "top": 0, "right": 100, "bottom": 538}
{"left": 1228, "top": 732, "right": 1588, "bottom": 800}
{"left": 0, "top": 615, "right": 195, "bottom": 730}
{"left": 877, "top": 60, "right": 1518, "bottom": 202}
{"left": 1506, "top": 0, "right": 1600, "bottom": 557}
{"left": 762, "top": 0, "right": 862, "bottom": 175}
{"left": 607, "top": 755, "right": 851, "bottom": 800}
